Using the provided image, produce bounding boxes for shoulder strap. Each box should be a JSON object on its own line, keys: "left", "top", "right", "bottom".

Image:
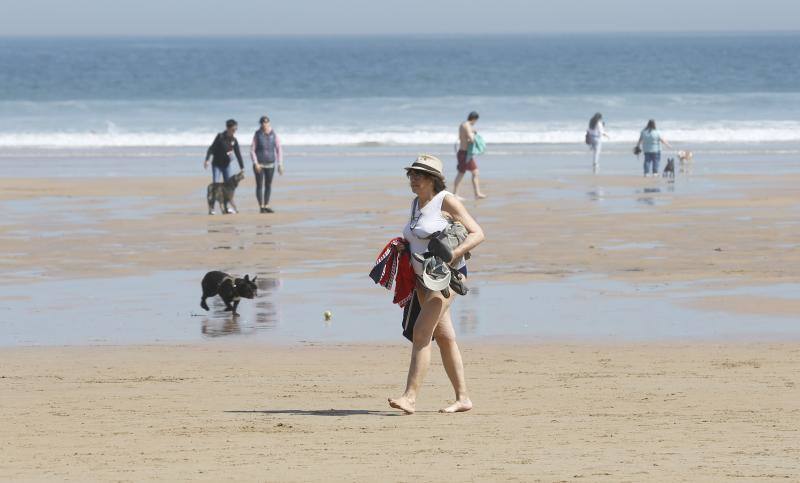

{"left": 410, "top": 197, "right": 418, "bottom": 222}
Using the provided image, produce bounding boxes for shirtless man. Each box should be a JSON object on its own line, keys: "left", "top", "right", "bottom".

{"left": 454, "top": 111, "right": 487, "bottom": 200}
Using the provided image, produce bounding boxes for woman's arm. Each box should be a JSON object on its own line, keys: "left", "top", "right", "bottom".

{"left": 233, "top": 139, "right": 244, "bottom": 170}
{"left": 250, "top": 133, "right": 258, "bottom": 166}
{"left": 275, "top": 134, "right": 284, "bottom": 175}
{"left": 442, "top": 194, "right": 485, "bottom": 260}
{"left": 661, "top": 137, "right": 674, "bottom": 149}
{"left": 204, "top": 133, "right": 219, "bottom": 167}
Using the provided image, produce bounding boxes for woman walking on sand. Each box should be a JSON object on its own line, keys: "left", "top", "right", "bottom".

{"left": 250, "top": 115, "right": 284, "bottom": 213}
{"left": 389, "top": 154, "right": 485, "bottom": 415}
{"left": 636, "top": 119, "right": 673, "bottom": 177}
{"left": 587, "top": 112, "right": 609, "bottom": 174}
{"left": 204, "top": 119, "right": 244, "bottom": 184}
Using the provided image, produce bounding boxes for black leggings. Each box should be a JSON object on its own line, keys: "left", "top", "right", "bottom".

{"left": 254, "top": 165, "right": 275, "bottom": 206}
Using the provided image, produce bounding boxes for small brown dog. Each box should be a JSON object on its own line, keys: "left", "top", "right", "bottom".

{"left": 678, "top": 150, "right": 694, "bottom": 172}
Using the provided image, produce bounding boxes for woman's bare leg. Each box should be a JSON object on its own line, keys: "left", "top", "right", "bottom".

{"left": 389, "top": 287, "right": 451, "bottom": 414}
{"left": 434, "top": 310, "right": 472, "bottom": 413}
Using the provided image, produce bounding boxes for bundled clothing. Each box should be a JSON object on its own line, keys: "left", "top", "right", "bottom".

{"left": 401, "top": 291, "right": 422, "bottom": 342}
{"left": 368, "top": 237, "right": 421, "bottom": 342}
{"left": 369, "top": 237, "right": 415, "bottom": 308}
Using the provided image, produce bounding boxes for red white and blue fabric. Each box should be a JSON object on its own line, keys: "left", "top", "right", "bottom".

{"left": 369, "top": 237, "right": 415, "bottom": 308}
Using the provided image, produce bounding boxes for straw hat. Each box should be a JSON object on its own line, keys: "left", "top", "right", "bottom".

{"left": 404, "top": 154, "right": 445, "bottom": 181}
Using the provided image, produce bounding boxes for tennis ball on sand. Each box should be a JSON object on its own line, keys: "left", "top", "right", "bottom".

{"left": 323, "top": 310, "right": 332, "bottom": 321}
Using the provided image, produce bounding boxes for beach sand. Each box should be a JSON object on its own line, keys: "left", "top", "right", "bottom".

{"left": 1, "top": 168, "right": 799, "bottom": 479}
{"left": 2, "top": 343, "right": 799, "bottom": 481}
{"left": 1, "top": 171, "right": 798, "bottom": 290}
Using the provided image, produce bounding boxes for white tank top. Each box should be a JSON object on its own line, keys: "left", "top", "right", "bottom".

{"left": 402, "top": 190, "right": 465, "bottom": 274}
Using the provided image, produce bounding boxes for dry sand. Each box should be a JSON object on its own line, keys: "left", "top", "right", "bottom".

{"left": 1, "top": 343, "right": 798, "bottom": 481}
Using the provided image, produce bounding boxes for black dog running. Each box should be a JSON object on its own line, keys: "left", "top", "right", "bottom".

{"left": 200, "top": 271, "right": 257, "bottom": 316}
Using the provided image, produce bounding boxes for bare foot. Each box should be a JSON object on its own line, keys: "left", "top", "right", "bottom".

{"left": 439, "top": 398, "right": 473, "bottom": 413}
{"left": 475, "top": 193, "right": 487, "bottom": 200}
{"left": 388, "top": 396, "right": 415, "bottom": 414}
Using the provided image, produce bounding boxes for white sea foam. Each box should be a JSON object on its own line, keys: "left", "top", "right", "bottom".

{"left": 1, "top": 122, "right": 800, "bottom": 148}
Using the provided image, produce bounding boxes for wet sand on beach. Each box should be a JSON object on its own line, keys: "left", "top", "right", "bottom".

{"left": 1, "top": 170, "right": 799, "bottom": 344}
{"left": 1, "top": 343, "right": 798, "bottom": 481}
{"left": 1, "top": 171, "right": 798, "bottom": 292}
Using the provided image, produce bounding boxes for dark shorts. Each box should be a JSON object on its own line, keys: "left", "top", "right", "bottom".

{"left": 457, "top": 150, "right": 478, "bottom": 173}
{"left": 457, "top": 265, "right": 468, "bottom": 277}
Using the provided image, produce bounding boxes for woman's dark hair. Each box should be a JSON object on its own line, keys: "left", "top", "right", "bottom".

{"left": 589, "top": 112, "right": 603, "bottom": 129}
{"left": 259, "top": 115, "right": 270, "bottom": 124}
{"left": 226, "top": 119, "right": 238, "bottom": 128}
{"left": 646, "top": 119, "right": 657, "bottom": 131}
{"left": 433, "top": 177, "right": 446, "bottom": 193}
{"left": 407, "top": 170, "right": 447, "bottom": 193}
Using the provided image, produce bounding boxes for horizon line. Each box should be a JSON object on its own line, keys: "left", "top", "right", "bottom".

{"left": 1, "top": 29, "right": 799, "bottom": 39}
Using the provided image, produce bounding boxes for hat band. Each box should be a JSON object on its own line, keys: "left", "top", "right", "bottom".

{"left": 410, "top": 162, "right": 442, "bottom": 175}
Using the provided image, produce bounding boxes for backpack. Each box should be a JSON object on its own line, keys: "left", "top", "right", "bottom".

{"left": 585, "top": 130, "right": 592, "bottom": 145}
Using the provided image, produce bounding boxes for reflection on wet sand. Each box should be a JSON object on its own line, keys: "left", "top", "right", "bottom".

{"left": 201, "top": 276, "right": 281, "bottom": 338}
{"left": 254, "top": 224, "right": 275, "bottom": 247}
{"left": 636, "top": 187, "right": 661, "bottom": 206}
{"left": 455, "top": 285, "right": 480, "bottom": 335}
{"left": 2, "top": 268, "right": 799, "bottom": 345}
{"left": 201, "top": 315, "right": 241, "bottom": 337}
{"left": 587, "top": 186, "right": 605, "bottom": 202}
{"left": 457, "top": 308, "right": 479, "bottom": 335}
{"left": 255, "top": 277, "right": 280, "bottom": 327}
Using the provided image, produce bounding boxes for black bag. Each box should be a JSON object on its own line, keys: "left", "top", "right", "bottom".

{"left": 585, "top": 131, "right": 592, "bottom": 145}
{"left": 633, "top": 145, "right": 642, "bottom": 156}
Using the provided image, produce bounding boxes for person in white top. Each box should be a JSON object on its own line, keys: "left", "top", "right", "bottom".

{"left": 587, "top": 112, "right": 610, "bottom": 174}
{"left": 389, "top": 154, "right": 485, "bottom": 415}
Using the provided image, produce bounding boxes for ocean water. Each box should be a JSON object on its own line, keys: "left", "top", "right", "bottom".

{"left": 1, "top": 34, "right": 799, "bottom": 149}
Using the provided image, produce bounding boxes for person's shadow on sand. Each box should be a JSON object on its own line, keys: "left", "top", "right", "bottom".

{"left": 225, "top": 409, "right": 409, "bottom": 417}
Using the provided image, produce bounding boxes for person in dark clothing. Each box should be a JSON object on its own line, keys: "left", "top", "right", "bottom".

{"left": 249, "top": 115, "right": 284, "bottom": 213}
{"left": 204, "top": 119, "right": 244, "bottom": 183}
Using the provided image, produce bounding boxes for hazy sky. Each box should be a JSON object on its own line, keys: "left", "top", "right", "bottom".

{"left": 3, "top": 0, "right": 799, "bottom": 36}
